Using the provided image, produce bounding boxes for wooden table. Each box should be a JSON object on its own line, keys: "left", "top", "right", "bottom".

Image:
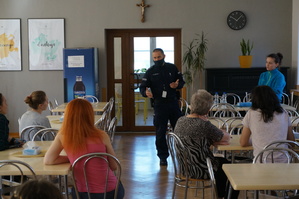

{"left": 217, "top": 135, "right": 253, "bottom": 162}
{"left": 47, "top": 115, "right": 102, "bottom": 129}
{"left": 0, "top": 141, "right": 70, "bottom": 198}
{"left": 51, "top": 102, "right": 108, "bottom": 113}
{"left": 223, "top": 163, "right": 299, "bottom": 199}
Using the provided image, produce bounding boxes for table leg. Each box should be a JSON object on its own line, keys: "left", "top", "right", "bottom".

{"left": 231, "top": 150, "right": 235, "bottom": 163}
{"left": 227, "top": 184, "right": 232, "bottom": 199}
{"left": 64, "top": 175, "right": 69, "bottom": 199}
{"left": 254, "top": 190, "right": 259, "bottom": 199}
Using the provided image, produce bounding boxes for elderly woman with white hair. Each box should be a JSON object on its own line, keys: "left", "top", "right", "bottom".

{"left": 174, "top": 89, "right": 239, "bottom": 199}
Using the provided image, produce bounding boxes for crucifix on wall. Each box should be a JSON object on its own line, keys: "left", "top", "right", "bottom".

{"left": 136, "top": 0, "right": 150, "bottom": 23}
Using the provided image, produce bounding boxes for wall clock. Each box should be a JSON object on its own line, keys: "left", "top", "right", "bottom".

{"left": 227, "top": 10, "right": 247, "bottom": 30}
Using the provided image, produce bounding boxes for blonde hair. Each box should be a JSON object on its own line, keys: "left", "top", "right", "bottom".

{"left": 60, "top": 98, "right": 104, "bottom": 153}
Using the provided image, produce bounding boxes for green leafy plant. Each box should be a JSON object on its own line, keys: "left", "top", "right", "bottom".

{"left": 134, "top": 68, "right": 147, "bottom": 73}
{"left": 240, "top": 39, "right": 253, "bottom": 56}
{"left": 183, "top": 32, "right": 208, "bottom": 87}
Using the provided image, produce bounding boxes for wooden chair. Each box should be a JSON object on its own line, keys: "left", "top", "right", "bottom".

{"left": 31, "top": 128, "right": 59, "bottom": 141}
{"left": 71, "top": 153, "right": 122, "bottom": 199}
{"left": 167, "top": 132, "right": 212, "bottom": 199}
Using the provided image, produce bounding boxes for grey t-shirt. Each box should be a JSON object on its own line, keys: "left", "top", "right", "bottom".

{"left": 19, "top": 110, "right": 51, "bottom": 139}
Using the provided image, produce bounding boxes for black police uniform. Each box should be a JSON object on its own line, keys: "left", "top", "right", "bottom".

{"left": 139, "top": 62, "right": 185, "bottom": 161}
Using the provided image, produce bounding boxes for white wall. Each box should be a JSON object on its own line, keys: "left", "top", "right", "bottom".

{"left": 0, "top": 0, "right": 293, "bottom": 132}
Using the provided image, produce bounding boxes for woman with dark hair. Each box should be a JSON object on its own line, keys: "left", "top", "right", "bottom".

{"left": 258, "top": 53, "right": 286, "bottom": 101}
{"left": 44, "top": 98, "right": 125, "bottom": 199}
{"left": 0, "top": 93, "right": 23, "bottom": 151}
{"left": 11, "top": 179, "right": 63, "bottom": 199}
{"left": 240, "top": 85, "right": 294, "bottom": 162}
{"left": 19, "top": 90, "right": 51, "bottom": 139}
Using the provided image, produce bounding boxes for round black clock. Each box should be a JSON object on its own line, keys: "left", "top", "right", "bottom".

{"left": 227, "top": 10, "right": 247, "bottom": 30}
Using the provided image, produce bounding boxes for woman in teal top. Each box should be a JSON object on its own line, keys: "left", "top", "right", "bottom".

{"left": 258, "top": 53, "right": 285, "bottom": 101}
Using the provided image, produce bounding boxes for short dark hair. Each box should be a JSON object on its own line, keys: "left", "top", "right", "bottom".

{"left": 153, "top": 48, "right": 164, "bottom": 54}
{"left": 267, "top": 53, "right": 283, "bottom": 65}
{"left": 11, "top": 179, "right": 64, "bottom": 199}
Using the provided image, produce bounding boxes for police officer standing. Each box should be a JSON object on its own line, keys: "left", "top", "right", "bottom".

{"left": 139, "top": 48, "right": 185, "bottom": 166}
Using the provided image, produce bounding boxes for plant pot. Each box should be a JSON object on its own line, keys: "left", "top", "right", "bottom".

{"left": 239, "top": 55, "right": 252, "bottom": 68}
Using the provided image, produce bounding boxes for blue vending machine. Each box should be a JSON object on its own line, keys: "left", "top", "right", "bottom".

{"left": 63, "top": 47, "right": 98, "bottom": 102}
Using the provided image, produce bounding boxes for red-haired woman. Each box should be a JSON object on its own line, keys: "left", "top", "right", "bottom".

{"left": 44, "top": 98, "right": 124, "bottom": 199}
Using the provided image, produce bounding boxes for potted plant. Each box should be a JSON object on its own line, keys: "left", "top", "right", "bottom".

{"left": 239, "top": 38, "right": 253, "bottom": 68}
{"left": 183, "top": 32, "right": 208, "bottom": 93}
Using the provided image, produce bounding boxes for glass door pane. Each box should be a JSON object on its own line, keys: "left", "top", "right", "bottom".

{"left": 133, "top": 36, "right": 174, "bottom": 126}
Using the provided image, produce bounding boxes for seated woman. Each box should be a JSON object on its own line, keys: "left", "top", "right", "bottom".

{"left": 174, "top": 89, "right": 238, "bottom": 199}
{"left": 258, "top": 53, "right": 285, "bottom": 101}
{"left": 0, "top": 93, "right": 23, "bottom": 151}
{"left": 240, "top": 85, "right": 294, "bottom": 163}
{"left": 19, "top": 91, "right": 51, "bottom": 140}
{"left": 44, "top": 98, "right": 125, "bottom": 199}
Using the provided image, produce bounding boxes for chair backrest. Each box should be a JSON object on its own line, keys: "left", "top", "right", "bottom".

{"left": 71, "top": 153, "right": 121, "bottom": 199}
{"left": 179, "top": 98, "right": 189, "bottom": 116}
{"left": 48, "top": 101, "right": 54, "bottom": 115}
{"left": 105, "top": 97, "right": 115, "bottom": 129}
{"left": 83, "top": 95, "right": 99, "bottom": 103}
{"left": 229, "top": 123, "right": 243, "bottom": 135}
{"left": 167, "top": 133, "right": 188, "bottom": 180}
{"left": 263, "top": 140, "right": 299, "bottom": 149}
{"left": 31, "top": 128, "right": 59, "bottom": 141}
{"left": 224, "top": 117, "right": 243, "bottom": 132}
{"left": 242, "top": 92, "right": 251, "bottom": 102}
{"left": 213, "top": 108, "right": 242, "bottom": 118}
{"left": 0, "top": 160, "right": 36, "bottom": 195}
{"left": 253, "top": 147, "right": 299, "bottom": 163}
{"left": 208, "top": 117, "right": 228, "bottom": 132}
{"left": 95, "top": 111, "right": 108, "bottom": 131}
{"left": 282, "top": 93, "right": 291, "bottom": 105}
{"left": 285, "top": 109, "right": 299, "bottom": 117}
{"left": 225, "top": 93, "right": 241, "bottom": 105}
{"left": 206, "top": 157, "right": 218, "bottom": 199}
{"left": 107, "top": 117, "right": 117, "bottom": 143}
{"left": 291, "top": 116, "right": 299, "bottom": 133}
{"left": 20, "top": 125, "right": 47, "bottom": 141}
{"left": 54, "top": 99, "right": 59, "bottom": 106}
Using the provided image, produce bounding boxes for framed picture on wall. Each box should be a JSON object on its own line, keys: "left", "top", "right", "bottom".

{"left": 0, "top": 19, "right": 22, "bottom": 71}
{"left": 28, "top": 18, "right": 65, "bottom": 70}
